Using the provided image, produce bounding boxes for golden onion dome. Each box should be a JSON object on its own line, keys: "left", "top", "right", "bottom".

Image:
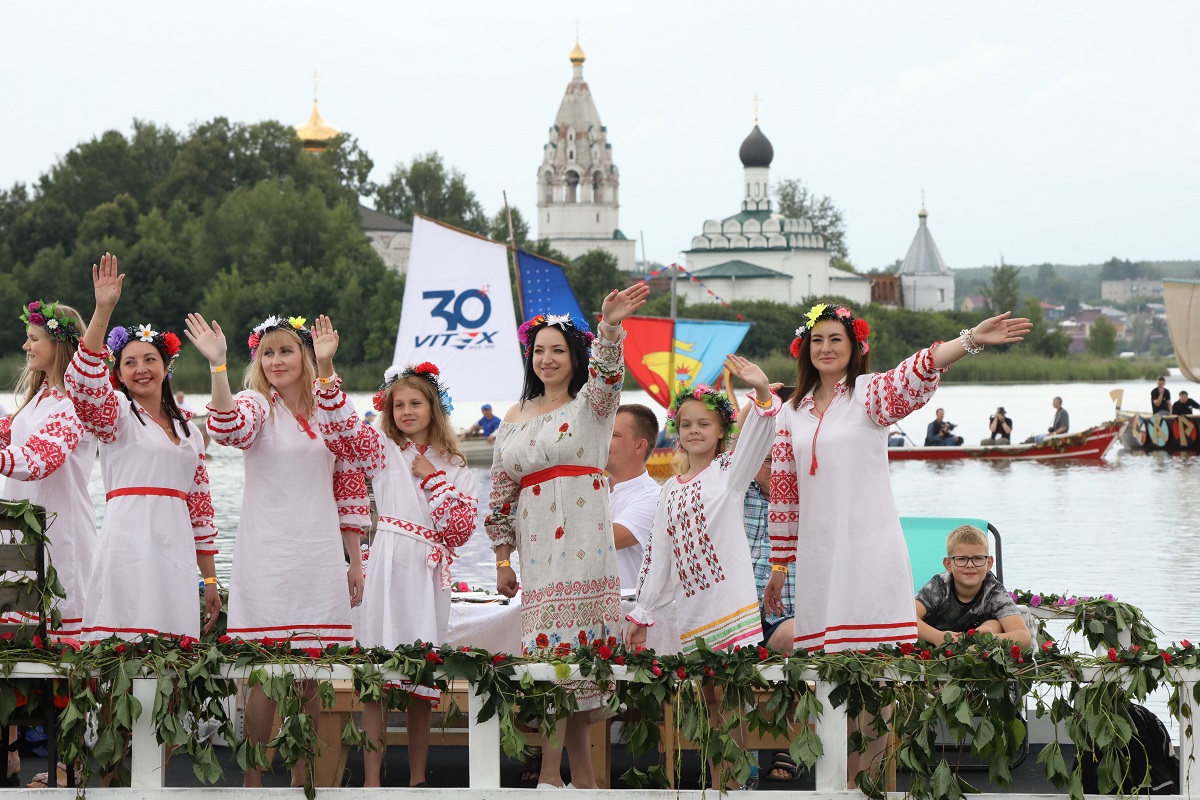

{"left": 569, "top": 39, "right": 586, "bottom": 66}
{"left": 295, "top": 102, "right": 339, "bottom": 151}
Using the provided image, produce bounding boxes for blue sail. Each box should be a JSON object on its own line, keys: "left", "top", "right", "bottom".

{"left": 517, "top": 251, "right": 587, "bottom": 321}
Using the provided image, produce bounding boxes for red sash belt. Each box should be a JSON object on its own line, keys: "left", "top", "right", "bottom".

{"left": 520, "top": 465, "right": 603, "bottom": 489}
{"left": 105, "top": 486, "right": 188, "bottom": 502}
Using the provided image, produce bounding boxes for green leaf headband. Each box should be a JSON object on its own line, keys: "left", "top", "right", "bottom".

{"left": 20, "top": 300, "right": 81, "bottom": 344}
{"left": 666, "top": 383, "right": 739, "bottom": 441}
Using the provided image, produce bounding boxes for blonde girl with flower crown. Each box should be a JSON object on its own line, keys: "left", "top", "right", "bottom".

{"left": 184, "top": 312, "right": 369, "bottom": 789}
{"left": 310, "top": 316, "right": 477, "bottom": 788}
{"left": 624, "top": 355, "right": 779, "bottom": 790}
{"left": 1, "top": 300, "right": 97, "bottom": 786}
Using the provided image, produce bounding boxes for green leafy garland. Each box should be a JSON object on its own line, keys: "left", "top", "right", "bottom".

{"left": 0, "top": 595, "right": 1193, "bottom": 799}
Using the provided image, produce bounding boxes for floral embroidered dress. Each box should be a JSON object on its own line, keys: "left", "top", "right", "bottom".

{"left": 315, "top": 378, "right": 477, "bottom": 682}
{"left": 64, "top": 345, "right": 218, "bottom": 641}
{"left": 769, "top": 348, "right": 944, "bottom": 653}
{"left": 486, "top": 332, "right": 625, "bottom": 662}
{"left": 0, "top": 385, "right": 97, "bottom": 640}
{"left": 627, "top": 393, "right": 780, "bottom": 654}
{"left": 207, "top": 390, "right": 369, "bottom": 645}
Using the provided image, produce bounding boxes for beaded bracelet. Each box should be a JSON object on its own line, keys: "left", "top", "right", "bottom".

{"left": 959, "top": 328, "right": 985, "bottom": 355}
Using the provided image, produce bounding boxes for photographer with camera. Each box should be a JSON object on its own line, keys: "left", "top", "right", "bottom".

{"left": 984, "top": 406, "right": 1013, "bottom": 445}
{"left": 924, "top": 408, "right": 964, "bottom": 446}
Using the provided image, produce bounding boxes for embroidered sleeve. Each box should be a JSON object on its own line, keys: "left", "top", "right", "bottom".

{"left": 0, "top": 416, "right": 10, "bottom": 449}
{"left": 724, "top": 391, "right": 780, "bottom": 491}
{"left": 63, "top": 344, "right": 120, "bottom": 443}
{"left": 313, "top": 374, "right": 386, "bottom": 478}
{"left": 485, "top": 430, "right": 519, "bottom": 550}
{"left": 767, "top": 408, "right": 799, "bottom": 565}
{"left": 584, "top": 328, "right": 626, "bottom": 420}
{"left": 205, "top": 391, "right": 268, "bottom": 450}
{"left": 425, "top": 463, "right": 479, "bottom": 552}
{"left": 334, "top": 465, "right": 371, "bottom": 536}
{"left": 0, "top": 407, "right": 86, "bottom": 482}
{"left": 188, "top": 440, "right": 219, "bottom": 555}
{"left": 628, "top": 500, "right": 672, "bottom": 627}
{"left": 862, "top": 347, "right": 945, "bottom": 426}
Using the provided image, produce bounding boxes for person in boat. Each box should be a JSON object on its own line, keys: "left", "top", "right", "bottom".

{"left": 1, "top": 300, "right": 97, "bottom": 788}
{"left": 915, "top": 525, "right": 1031, "bottom": 647}
{"left": 183, "top": 311, "right": 368, "bottom": 789}
{"left": 984, "top": 406, "right": 1013, "bottom": 445}
{"left": 607, "top": 403, "right": 661, "bottom": 597}
{"left": 1033, "top": 396, "right": 1069, "bottom": 443}
{"left": 486, "top": 283, "right": 649, "bottom": 790}
{"left": 310, "top": 328, "right": 478, "bottom": 789}
{"left": 363, "top": 409, "right": 377, "bottom": 426}
{"left": 626, "top": 362, "right": 781, "bottom": 791}
{"left": 1171, "top": 391, "right": 1200, "bottom": 416}
{"left": 924, "top": 408, "right": 963, "bottom": 446}
{"left": 465, "top": 403, "right": 500, "bottom": 441}
{"left": 1151, "top": 376, "right": 1171, "bottom": 415}
{"left": 763, "top": 303, "right": 1030, "bottom": 787}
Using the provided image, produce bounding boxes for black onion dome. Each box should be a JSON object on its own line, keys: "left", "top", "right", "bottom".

{"left": 738, "top": 124, "right": 774, "bottom": 168}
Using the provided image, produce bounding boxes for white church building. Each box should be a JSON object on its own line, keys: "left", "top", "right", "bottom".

{"left": 682, "top": 124, "right": 871, "bottom": 307}
{"left": 535, "top": 40, "right": 637, "bottom": 271}
{"left": 895, "top": 206, "right": 955, "bottom": 312}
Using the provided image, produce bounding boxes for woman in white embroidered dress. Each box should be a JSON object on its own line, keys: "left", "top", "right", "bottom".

{"left": 625, "top": 359, "right": 779, "bottom": 791}
{"left": 183, "top": 312, "right": 368, "bottom": 789}
{"left": 311, "top": 317, "right": 478, "bottom": 787}
{"left": 487, "top": 283, "right": 649, "bottom": 790}
{"left": 1, "top": 300, "right": 96, "bottom": 786}
{"left": 763, "top": 303, "right": 1030, "bottom": 786}
{"left": 64, "top": 253, "right": 221, "bottom": 642}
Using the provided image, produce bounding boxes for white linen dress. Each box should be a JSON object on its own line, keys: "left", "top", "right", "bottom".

{"left": 315, "top": 379, "right": 478, "bottom": 700}
{"left": 206, "top": 390, "right": 369, "bottom": 645}
{"left": 627, "top": 393, "right": 780, "bottom": 653}
{"left": 769, "top": 348, "right": 943, "bottom": 652}
{"left": 0, "top": 385, "right": 97, "bottom": 639}
{"left": 64, "top": 345, "right": 217, "bottom": 641}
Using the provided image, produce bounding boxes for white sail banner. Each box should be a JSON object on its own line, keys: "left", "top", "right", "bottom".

{"left": 393, "top": 216, "right": 523, "bottom": 402}
{"left": 1163, "top": 279, "right": 1200, "bottom": 384}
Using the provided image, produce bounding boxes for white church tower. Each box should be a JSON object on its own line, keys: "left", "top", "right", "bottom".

{"left": 536, "top": 39, "right": 637, "bottom": 270}
{"left": 896, "top": 205, "right": 955, "bottom": 312}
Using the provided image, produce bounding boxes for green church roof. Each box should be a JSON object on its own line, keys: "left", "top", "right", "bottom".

{"left": 690, "top": 260, "right": 790, "bottom": 279}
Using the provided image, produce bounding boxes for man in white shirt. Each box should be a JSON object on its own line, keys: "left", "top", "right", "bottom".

{"left": 607, "top": 404, "right": 663, "bottom": 595}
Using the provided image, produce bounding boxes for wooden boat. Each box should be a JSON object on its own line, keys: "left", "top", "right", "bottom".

{"left": 458, "top": 436, "right": 495, "bottom": 468}
{"left": 886, "top": 419, "right": 1125, "bottom": 461}
{"left": 1117, "top": 411, "right": 1200, "bottom": 453}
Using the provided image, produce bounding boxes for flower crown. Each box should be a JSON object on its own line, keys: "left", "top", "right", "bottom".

{"left": 247, "top": 315, "right": 313, "bottom": 358}
{"left": 105, "top": 324, "right": 183, "bottom": 383}
{"left": 665, "top": 383, "right": 739, "bottom": 440}
{"left": 373, "top": 361, "right": 454, "bottom": 415}
{"left": 20, "top": 300, "right": 81, "bottom": 344}
{"left": 789, "top": 302, "right": 870, "bottom": 358}
{"left": 517, "top": 313, "right": 595, "bottom": 358}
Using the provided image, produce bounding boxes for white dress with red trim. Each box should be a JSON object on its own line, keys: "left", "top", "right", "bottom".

{"left": 0, "top": 385, "right": 98, "bottom": 640}
{"left": 485, "top": 332, "right": 625, "bottom": 670}
{"left": 206, "top": 390, "right": 368, "bottom": 645}
{"left": 627, "top": 393, "right": 780, "bottom": 654}
{"left": 64, "top": 346, "right": 217, "bottom": 641}
{"left": 315, "top": 381, "right": 478, "bottom": 701}
{"left": 768, "top": 348, "right": 944, "bottom": 653}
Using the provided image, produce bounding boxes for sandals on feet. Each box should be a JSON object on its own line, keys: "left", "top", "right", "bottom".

{"left": 759, "top": 751, "right": 804, "bottom": 783}
{"left": 26, "top": 762, "right": 78, "bottom": 789}
{"left": 518, "top": 754, "right": 540, "bottom": 785}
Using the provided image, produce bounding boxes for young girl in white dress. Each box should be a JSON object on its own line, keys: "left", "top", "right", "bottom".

{"left": 624, "top": 354, "right": 779, "bottom": 791}
{"left": 183, "top": 312, "right": 369, "bottom": 788}
{"left": 311, "top": 317, "right": 477, "bottom": 787}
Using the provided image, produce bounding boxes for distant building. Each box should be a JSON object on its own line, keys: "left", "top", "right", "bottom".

{"left": 1101, "top": 279, "right": 1164, "bottom": 304}
{"left": 536, "top": 39, "right": 637, "bottom": 270}
{"left": 1061, "top": 307, "right": 1127, "bottom": 352}
{"left": 960, "top": 294, "right": 987, "bottom": 313}
{"left": 871, "top": 273, "right": 902, "bottom": 306}
{"left": 894, "top": 207, "right": 955, "bottom": 312}
{"left": 682, "top": 123, "right": 871, "bottom": 307}
{"left": 359, "top": 205, "right": 412, "bottom": 274}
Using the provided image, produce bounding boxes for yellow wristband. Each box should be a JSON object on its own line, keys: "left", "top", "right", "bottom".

{"left": 319, "top": 374, "right": 335, "bottom": 385}
{"left": 495, "top": 560, "right": 511, "bottom": 568}
{"left": 771, "top": 563, "right": 789, "bottom": 573}
{"left": 755, "top": 395, "right": 773, "bottom": 408}
{"left": 209, "top": 364, "right": 227, "bottom": 374}
{"left": 203, "top": 576, "right": 218, "bottom": 585}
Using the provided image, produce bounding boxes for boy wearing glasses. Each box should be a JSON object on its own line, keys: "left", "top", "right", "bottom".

{"left": 914, "top": 525, "right": 1031, "bottom": 647}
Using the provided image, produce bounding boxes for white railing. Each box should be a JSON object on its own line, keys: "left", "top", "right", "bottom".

{"left": 5, "top": 661, "right": 1197, "bottom": 798}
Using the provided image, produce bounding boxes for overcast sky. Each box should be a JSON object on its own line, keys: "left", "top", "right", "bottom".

{"left": 4, "top": 2, "right": 1196, "bottom": 271}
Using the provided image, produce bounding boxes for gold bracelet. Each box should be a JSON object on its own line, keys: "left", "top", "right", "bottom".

{"left": 203, "top": 576, "right": 218, "bottom": 585}
{"left": 495, "top": 560, "right": 511, "bottom": 568}
{"left": 771, "top": 563, "right": 789, "bottom": 573}
{"left": 209, "top": 364, "right": 227, "bottom": 374}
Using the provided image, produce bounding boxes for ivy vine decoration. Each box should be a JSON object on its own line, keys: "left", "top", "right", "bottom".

{"left": 0, "top": 498, "right": 67, "bottom": 634}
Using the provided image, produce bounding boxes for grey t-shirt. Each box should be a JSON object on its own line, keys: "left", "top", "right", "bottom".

{"left": 916, "top": 572, "right": 1020, "bottom": 633}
